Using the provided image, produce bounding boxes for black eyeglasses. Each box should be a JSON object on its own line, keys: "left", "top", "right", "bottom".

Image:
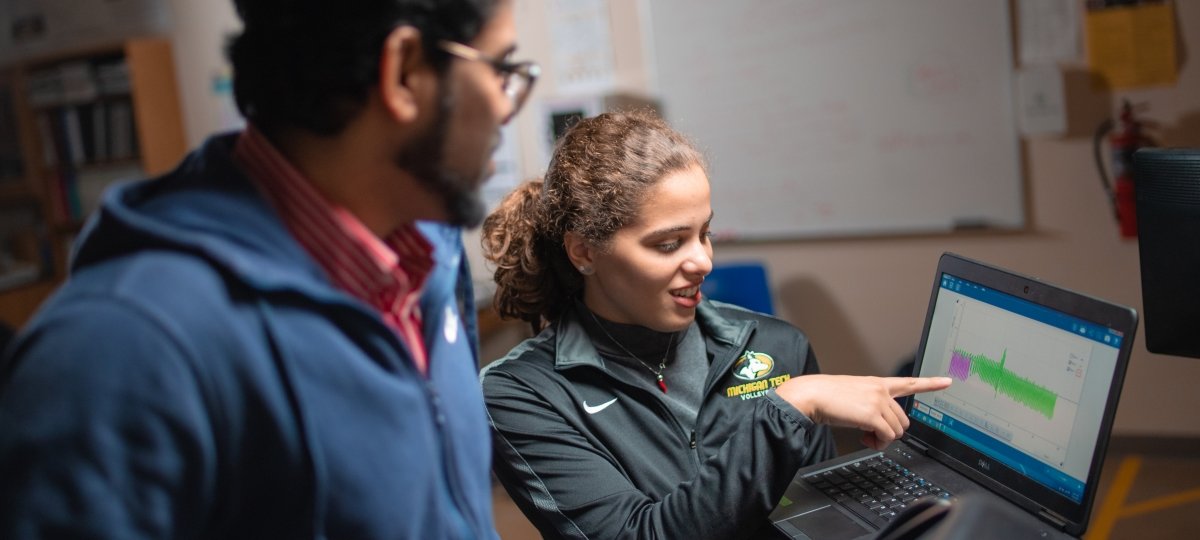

{"left": 438, "top": 40, "right": 540, "bottom": 122}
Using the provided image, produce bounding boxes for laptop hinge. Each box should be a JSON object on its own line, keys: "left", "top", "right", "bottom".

{"left": 906, "top": 438, "right": 930, "bottom": 453}
{"left": 1037, "top": 509, "right": 1069, "bottom": 529}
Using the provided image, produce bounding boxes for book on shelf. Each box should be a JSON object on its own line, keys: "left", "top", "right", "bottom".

{"left": 48, "top": 110, "right": 81, "bottom": 219}
{"left": 26, "top": 69, "right": 65, "bottom": 109}
{"left": 90, "top": 102, "right": 108, "bottom": 162}
{"left": 34, "top": 102, "right": 143, "bottom": 222}
{"left": 58, "top": 62, "right": 99, "bottom": 104}
{"left": 107, "top": 100, "right": 135, "bottom": 161}
{"left": 62, "top": 106, "right": 86, "bottom": 166}
{"left": 27, "top": 61, "right": 100, "bottom": 108}
{"left": 96, "top": 61, "right": 131, "bottom": 96}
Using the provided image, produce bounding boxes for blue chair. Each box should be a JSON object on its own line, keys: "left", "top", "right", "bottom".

{"left": 701, "top": 262, "right": 775, "bottom": 315}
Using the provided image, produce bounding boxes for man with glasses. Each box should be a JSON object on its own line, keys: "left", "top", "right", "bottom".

{"left": 0, "top": 0, "right": 537, "bottom": 538}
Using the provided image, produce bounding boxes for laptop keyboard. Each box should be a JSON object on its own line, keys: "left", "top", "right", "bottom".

{"left": 803, "top": 456, "right": 953, "bottom": 528}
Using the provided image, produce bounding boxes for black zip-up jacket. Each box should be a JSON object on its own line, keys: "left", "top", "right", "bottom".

{"left": 482, "top": 300, "right": 837, "bottom": 539}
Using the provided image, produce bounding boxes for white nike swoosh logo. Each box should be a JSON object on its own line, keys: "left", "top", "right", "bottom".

{"left": 582, "top": 397, "right": 618, "bottom": 414}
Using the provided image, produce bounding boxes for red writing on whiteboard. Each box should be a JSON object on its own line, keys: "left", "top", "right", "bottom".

{"left": 909, "top": 61, "right": 977, "bottom": 99}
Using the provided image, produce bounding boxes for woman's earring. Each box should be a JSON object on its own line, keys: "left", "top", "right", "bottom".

{"left": 578, "top": 265, "right": 594, "bottom": 275}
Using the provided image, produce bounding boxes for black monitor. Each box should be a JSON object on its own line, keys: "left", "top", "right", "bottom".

{"left": 1133, "top": 148, "right": 1200, "bottom": 358}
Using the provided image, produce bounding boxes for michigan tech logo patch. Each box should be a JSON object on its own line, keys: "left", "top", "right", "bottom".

{"left": 732, "top": 350, "right": 775, "bottom": 381}
{"left": 725, "top": 350, "right": 790, "bottom": 400}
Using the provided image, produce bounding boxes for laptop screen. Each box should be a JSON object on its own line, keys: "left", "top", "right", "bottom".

{"left": 910, "top": 270, "right": 1126, "bottom": 507}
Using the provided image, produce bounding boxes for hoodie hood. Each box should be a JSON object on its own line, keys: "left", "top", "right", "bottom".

{"left": 72, "top": 133, "right": 339, "bottom": 300}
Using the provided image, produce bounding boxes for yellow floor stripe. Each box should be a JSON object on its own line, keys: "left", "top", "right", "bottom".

{"left": 1086, "top": 456, "right": 1142, "bottom": 540}
{"left": 1119, "top": 487, "right": 1200, "bottom": 518}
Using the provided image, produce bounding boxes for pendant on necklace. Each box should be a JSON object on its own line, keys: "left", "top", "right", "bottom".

{"left": 656, "top": 374, "right": 668, "bottom": 394}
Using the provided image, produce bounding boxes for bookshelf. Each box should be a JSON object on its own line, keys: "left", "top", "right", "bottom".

{"left": 0, "top": 38, "right": 187, "bottom": 329}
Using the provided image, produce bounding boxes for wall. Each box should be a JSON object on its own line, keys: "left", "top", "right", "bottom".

{"left": 703, "top": 4, "right": 1200, "bottom": 438}
{"left": 166, "top": 0, "right": 243, "bottom": 147}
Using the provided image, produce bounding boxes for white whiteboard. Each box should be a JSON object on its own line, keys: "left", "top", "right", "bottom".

{"left": 647, "top": 0, "right": 1024, "bottom": 239}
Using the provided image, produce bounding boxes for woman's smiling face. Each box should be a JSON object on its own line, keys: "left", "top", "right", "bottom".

{"left": 579, "top": 163, "right": 714, "bottom": 332}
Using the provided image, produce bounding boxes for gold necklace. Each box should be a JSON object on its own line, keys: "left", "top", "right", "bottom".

{"left": 588, "top": 310, "right": 674, "bottom": 393}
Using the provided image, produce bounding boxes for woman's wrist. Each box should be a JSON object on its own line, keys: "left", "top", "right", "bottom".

{"left": 774, "top": 377, "right": 818, "bottom": 422}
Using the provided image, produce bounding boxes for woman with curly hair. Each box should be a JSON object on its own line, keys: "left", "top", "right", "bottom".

{"left": 481, "top": 110, "right": 950, "bottom": 539}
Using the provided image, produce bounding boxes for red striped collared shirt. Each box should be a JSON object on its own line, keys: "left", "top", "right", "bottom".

{"left": 233, "top": 126, "right": 433, "bottom": 374}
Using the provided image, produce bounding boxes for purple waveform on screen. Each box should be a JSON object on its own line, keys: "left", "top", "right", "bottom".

{"left": 948, "top": 350, "right": 972, "bottom": 380}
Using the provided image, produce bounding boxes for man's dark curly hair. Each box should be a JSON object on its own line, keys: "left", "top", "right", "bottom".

{"left": 227, "top": 0, "right": 498, "bottom": 136}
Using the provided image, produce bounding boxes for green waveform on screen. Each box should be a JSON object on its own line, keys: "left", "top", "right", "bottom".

{"left": 949, "top": 348, "right": 1058, "bottom": 419}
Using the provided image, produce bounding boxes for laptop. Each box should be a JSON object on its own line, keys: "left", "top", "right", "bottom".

{"left": 770, "top": 253, "right": 1137, "bottom": 539}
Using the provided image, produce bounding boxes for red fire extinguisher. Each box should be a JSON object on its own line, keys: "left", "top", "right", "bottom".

{"left": 1093, "top": 100, "right": 1155, "bottom": 238}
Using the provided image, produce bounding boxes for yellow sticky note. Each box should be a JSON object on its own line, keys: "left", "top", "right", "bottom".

{"left": 1086, "top": 2, "right": 1178, "bottom": 89}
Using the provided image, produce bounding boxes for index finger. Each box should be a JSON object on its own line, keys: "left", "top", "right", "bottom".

{"left": 885, "top": 376, "right": 952, "bottom": 398}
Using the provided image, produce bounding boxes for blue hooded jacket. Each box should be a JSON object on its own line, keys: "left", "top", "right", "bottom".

{"left": 0, "top": 134, "right": 497, "bottom": 539}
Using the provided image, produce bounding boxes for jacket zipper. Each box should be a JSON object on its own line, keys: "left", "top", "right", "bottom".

{"left": 578, "top": 315, "right": 760, "bottom": 473}
{"left": 600, "top": 369, "right": 700, "bottom": 469}
{"left": 427, "top": 383, "right": 482, "bottom": 539}
{"left": 356, "top": 304, "right": 481, "bottom": 539}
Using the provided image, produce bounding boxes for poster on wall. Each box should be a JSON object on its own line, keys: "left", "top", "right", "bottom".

{"left": 1, "top": 0, "right": 171, "bottom": 65}
{"left": 1085, "top": 0, "right": 1178, "bottom": 89}
{"left": 549, "top": 0, "right": 616, "bottom": 95}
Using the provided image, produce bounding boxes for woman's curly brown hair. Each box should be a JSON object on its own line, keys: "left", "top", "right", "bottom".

{"left": 482, "top": 109, "right": 706, "bottom": 332}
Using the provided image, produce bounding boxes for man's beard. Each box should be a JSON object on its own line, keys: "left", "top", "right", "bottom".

{"left": 394, "top": 89, "right": 491, "bottom": 228}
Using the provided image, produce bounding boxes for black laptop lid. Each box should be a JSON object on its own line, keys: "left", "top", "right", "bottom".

{"left": 906, "top": 253, "right": 1137, "bottom": 536}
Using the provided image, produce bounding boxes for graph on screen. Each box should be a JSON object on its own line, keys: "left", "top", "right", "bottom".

{"left": 948, "top": 348, "right": 1059, "bottom": 419}
{"left": 934, "top": 296, "right": 1092, "bottom": 466}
